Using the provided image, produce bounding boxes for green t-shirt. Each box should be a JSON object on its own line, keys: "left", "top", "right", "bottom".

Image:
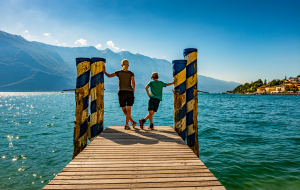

{"left": 147, "top": 80, "right": 167, "bottom": 101}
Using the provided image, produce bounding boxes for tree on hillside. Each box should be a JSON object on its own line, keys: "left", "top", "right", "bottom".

{"left": 269, "top": 79, "right": 283, "bottom": 87}
{"left": 285, "top": 76, "right": 287, "bottom": 80}
{"left": 230, "top": 79, "right": 264, "bottom": 93}
{"left": 264, "top": 79, "right": 267, "bottom": 85}
{"left": 298, "top": 75, "right": 300, "bottom": 77}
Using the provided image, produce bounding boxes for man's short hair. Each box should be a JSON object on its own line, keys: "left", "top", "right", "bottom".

{"left": 151, "top": 72, "right": 159, "bottom": 79}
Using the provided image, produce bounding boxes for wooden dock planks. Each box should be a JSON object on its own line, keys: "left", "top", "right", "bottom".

{"left": 43, "top": 126, "right": 225, "bottom": 190}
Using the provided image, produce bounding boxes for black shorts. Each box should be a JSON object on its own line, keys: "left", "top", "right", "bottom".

{"left": 148, "top": 97, "right": 161, "bottom": 112}
{"left": 118, "top": 91, "right": 134, "bottom": 107}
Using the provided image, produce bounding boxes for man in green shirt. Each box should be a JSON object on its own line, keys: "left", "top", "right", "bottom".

{"left": 139, "top": 72, "right": 176, "bottom": 130}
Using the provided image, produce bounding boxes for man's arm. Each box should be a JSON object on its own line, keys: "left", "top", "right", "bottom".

{"left": 166, "top": 78, "right": 177, "bottom": 86}
{"left": 103, "top": 65, "right": 116, "bottom": 78}
{"left": 145, "top": 85, "right": 151, "bottom": 97}
{"left": 131, "top": 76, "right": 135, "bottom": 93}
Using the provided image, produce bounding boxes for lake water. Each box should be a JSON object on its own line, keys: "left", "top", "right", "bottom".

{"left": 0, "top": 92, "right": 299, "bottom": 190}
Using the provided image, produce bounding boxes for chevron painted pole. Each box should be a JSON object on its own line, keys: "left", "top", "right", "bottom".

{"left": 73, "top": 57, "right": 91, "bottom": 159}
{"left": 184, "top": 48, "right": 199, "bottom": 157}
{"left": 89, "top": 57, "right": 105, "bottom": 141}
{"left": 172, "top": 60, "right": 187, "bottom": 142}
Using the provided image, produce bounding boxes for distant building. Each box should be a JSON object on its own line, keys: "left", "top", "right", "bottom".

{"left": 257, "top": 86, "right": 266, "bottom": 93}
{"left": 289, "top": 77, "right": 300, "bottom": 82}
{"left": 275, "top": 85, "right": 285, "bottom": 92}
{"left": 265, "top": 86, "right": 276, "bottom": 93}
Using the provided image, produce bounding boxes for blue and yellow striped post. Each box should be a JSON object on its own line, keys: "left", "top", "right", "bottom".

{"left": 73, "top": 58, "right": 91, "bottom": 159}
{"left": 89, "top": 57, "right": 105, "bottom": 141}
{"left": 172, "top": 60, "right": 187, "bottom": 141}
{"left": 184, "top": 48, "right": 199, "bottom": 157}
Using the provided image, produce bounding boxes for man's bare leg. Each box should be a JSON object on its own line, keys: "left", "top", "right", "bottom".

{"left": 148, "top": 110, "right": 154, "bottom": 124}
{"left": 126, "top": 106, "right": 132, "bottom": 126}
{"left": 122, "top": 107, "right": 133, "bottom": 124}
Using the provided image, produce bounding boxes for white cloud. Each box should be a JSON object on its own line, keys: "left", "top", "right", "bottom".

{"left": 75, "top": 38, "right": 87, "bottom": 46}
{"left": 95, "top": 44, "right": 102, "bottom": 50}
{"left": 122, "top": 49, "right": 125, "bottom": 51}
{"left": 23, "top": 30, "right": 29, "bottom": 33}
{"left": 43, "top": 33, "right": 51, "bottom": 37}
{"left": 107, "top": 41, "right": 119, "bottom": 52}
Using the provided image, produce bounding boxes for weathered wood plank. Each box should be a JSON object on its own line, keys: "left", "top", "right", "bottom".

{"left": 59, "top": 169, "right": 211, "bottom": 175}
{"left": 57, "top": 172, "right": 214, "bottom": 178}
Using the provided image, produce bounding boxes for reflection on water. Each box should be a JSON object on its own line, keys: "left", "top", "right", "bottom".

{"left": 0, "top": 92, "right": 299, "bottom": 190}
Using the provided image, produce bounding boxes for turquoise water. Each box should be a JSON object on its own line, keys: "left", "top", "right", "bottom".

{"left": 0, "top": 92, "right": 299, "bottom": 190}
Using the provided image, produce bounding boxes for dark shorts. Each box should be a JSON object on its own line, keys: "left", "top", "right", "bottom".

{"left": 148, "top": 97, "right": 161, "bottom": 112}
{"left": 118, "top": 91, "right": 134, "bottom": 107}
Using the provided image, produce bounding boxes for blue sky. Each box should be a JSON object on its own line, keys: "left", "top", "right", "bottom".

{"left": 0, "top": 0, "right": 299, "bottom": 83}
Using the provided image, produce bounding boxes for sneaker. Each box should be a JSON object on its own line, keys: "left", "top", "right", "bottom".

{"left": 139, "top": 119, "right": 145, "bottom": 130}
{"left": 149, "top": 123, "right": 154, "bottom": 130}
{"left": 132, "top": 121, "right": 137, "bottom": 128}
{"left": 124, "top": 125, "right": 130, "bottom": 130}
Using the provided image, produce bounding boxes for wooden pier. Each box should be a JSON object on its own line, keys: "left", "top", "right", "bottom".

{"left": 43, "top": 126, "right": 225, "bottom": 190}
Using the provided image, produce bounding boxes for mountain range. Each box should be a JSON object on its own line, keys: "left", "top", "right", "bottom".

{"left": 0, "top": 30, "right": 240, "bottom": 93}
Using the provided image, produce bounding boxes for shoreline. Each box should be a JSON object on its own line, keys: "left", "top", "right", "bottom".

{"left": 223, "top": 92, "right": 300, "bottom": 95}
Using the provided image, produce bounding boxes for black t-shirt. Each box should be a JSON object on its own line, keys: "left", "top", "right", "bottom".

{"left": 114, "top": 70, "right": 134, "bottom": 91}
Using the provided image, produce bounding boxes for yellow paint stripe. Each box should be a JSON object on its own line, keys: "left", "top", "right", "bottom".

{"left": 187, "top": 124, "right": 195, "bottom": 136}
{"left": 82, "top": 82, "right": 90, "bottom": 98}
{"left": 174, "top": 68, "right": 186, "bottom": 88}
{"left": 186, "top": 52, "right": 197, "bottom": 66}
{"left": 173, "top": 92, "right": 186, "bottom": 112}
{"left": 77, "top": 61, "right": 91, "bottom": 77}
{"left": 81, "top": 108, "right": 89, "bottom": 124}
{"left": 187, "top": 74, "right": 197, "bottom": 89}
{"left": 90, "top": 112, "right": 97, "bottom": 126}
{"left": 90, "top": 83, "right": 104, "bottom": 101}
{"left": 174, "top": 116, "right": 186, "bottom": 133}
{"left": 91, "top": 61, "right": 104, "bottom": 77}
{"left": 186, "top": 99, "right": 195, "bottom": 113}
{"left": 78, "top": 132, "right": 87, "bottom": 147}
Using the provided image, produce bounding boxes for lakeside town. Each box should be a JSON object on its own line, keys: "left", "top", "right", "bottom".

{"left": 225, "top": 76, "right": 300, "bottom": 95}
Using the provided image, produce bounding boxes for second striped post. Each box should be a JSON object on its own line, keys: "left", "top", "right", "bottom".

{"left": 184, "top": 48, "right": 199, "bottom": 157}
{"left": 172, "top": 60, "right": 187, "bottom": 141}
{"left": 89, "top": 57, "right": 105, "bottom": 141}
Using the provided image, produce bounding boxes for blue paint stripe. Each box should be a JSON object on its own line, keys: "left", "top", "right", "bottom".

{"left": 187, "top": 133, "right": 195, "bottom": 146}
{"left": 90, "top": 120, "right": 104, "bottom": 138}
{"left": 91, "top": 57, "right": 106, "bottom": 63}
{"left": 90, "top": 100, "right": 97, "bottom": 114}
{"left": 90, "top": 73, "right": 104, "bottom": 88}
{"left": 186, "top": 61, "right": 197, "bottom": 78}
{"left": 183, "top": 48, "right": 197, "bottom": 57}
{"left": 83, "top": 96, "right": 89, "bottom": 111}
{"left": 76, "top": 72, "right": 90, "bottom": 88}
{"left": 175, "top": 104, "right": 186, "bottom": 122}
{"left": 186, "top": 110, "right": 194, "bottom": 126}
{"left": 172, "top": 60, "right": 187, "bottom": 75}
{"left": 178, "top": 129, "right": 186, "bottom": 141}
{"left": 186, "top": 86, "right": 196, "bottom": 102}
{"left": 77, "top": 119, "right": 88, "bottom": 138}
{"left": 174, "top": 82, "right": 186, "bottom": 95}
{"left": 76, "top": 58, "right": 90, "bottom": 66}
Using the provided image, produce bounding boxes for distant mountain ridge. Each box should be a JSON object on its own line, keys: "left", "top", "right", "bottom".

{"left": 0, "top": 30, "right": 240, "bottom": 92}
